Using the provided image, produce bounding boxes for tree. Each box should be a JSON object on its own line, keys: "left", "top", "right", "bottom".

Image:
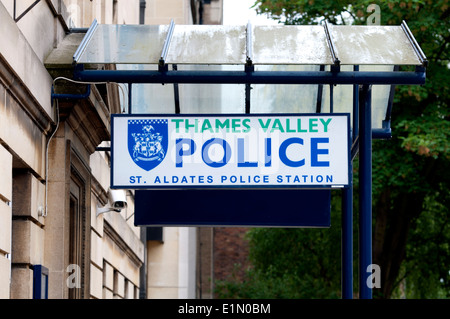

{"left": 216, "top": 1, "right": 449, "bottom": 298}
{"left": 215, "top": 195, "right": 345, "bottom": 299}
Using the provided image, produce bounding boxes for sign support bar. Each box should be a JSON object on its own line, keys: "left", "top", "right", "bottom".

{"left": 341, "top": 64, "right": 361, "bottom": 299}
{"left": 342, "top": 172, "right": 353, "bottom": 299}
{"left": 359, "top": 85, "right": 373, "bottom": 299}
{"left": 74, "top": 68, "right": 426, "bottom": 86}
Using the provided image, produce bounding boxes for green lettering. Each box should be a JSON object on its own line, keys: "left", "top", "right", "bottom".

{"left": 201, "top": 119, "right": 213, "bottom": 133}
{"left": 271, "top": 119, "right": 285, "bottom": 132}
{"left": 215, "top": 119, "right": 230, "bottom": 132}
{"left": 309, "top": 118, "right": 318, "bottom": 132}
{"left": 320, "top": 118, "right": 332, "bottom": 133}
{"left": 242, "top": 119, "right": 251, "bottom": 133}
{"left": 232, "top": 118, "right": 241, "bottom": 133}
{"left": 286, "top": 119, "right": 295, "bottom": 133}
{"left": 258, "top": 119, "right": 271, "bottom": 133}
{"left": 297, "top": 118, "right": 307, "bottom": 132}
{"left": 185, "top": 119, "right": 198, "bottom": 133}
{"left": 171, "top": 119, "right": 184, "bottom": 133}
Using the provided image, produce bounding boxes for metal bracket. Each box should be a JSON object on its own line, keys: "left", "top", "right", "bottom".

{"left": 159, "top": 19, "right": 175, "bottom": 72}
{"left": 401, "top": 20, "right": 428, "bottom": 67}
{"left": 173, "top": 64, "right": 181, "bottom": 114}
{"left": 96, "top": 205, "right": 121, "bottom": 217}
{"left": 245, "top": 21, "right": 254, "bottom": 114}
{"left": 51, "top": 84, "right": 91, "bottom": 101}
{"left": 324, "top": 21, "right": 341, "bottom": 71}
{"left": 245, "top": 21, "right": 253, "bottom": 69}
{"left": 73, "top": 19, "right": 99, "bottom": 64}
{"left": 315, "top": 65, "right": 325, "bottom": 114}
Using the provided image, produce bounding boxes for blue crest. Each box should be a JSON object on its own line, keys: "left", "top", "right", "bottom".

{"left": 128, "top": 119, "right": 168, "bottom": 171}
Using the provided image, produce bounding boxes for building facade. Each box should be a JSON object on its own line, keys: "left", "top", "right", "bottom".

{"left": 143, "top": 0, "right": 223, "bottom": 300}
{"left": 0, "top": 0, "right": 145, "bottom": 299}
{"left": 0, "top": 0, "right": 224, "bottom": 299}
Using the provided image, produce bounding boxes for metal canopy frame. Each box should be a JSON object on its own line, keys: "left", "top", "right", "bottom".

{"left": 68, "top": 19, "right": 427, "bottom": 299}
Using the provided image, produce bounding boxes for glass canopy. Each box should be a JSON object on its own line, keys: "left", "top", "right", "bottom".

{"left": 72, "top": 21, "right": 427, "bottom": 130}
{"left": 75, "top": 23, "right": 424, "bottom": 66}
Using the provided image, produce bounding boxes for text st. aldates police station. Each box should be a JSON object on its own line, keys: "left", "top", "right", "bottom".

{"left": 111, "top": 114, "right": 350, "bottom": 189}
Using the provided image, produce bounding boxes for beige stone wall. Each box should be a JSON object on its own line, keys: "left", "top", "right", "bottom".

{"left": 0, "top": 0, "right": 51, "bottom": 299}
{"left": 143, "top": 0, "right": 218, "bottom": 300}
{"left": 202, "top": 0, "right": 223, "bottom": 25}
{"left": 147, "top": 227, "right": 196, "bottom": 299}
{"left": 63, "top": 0, "right": 140, "bottom": 27}
{"left": 0, "top": 0, "right": 224, "bottom": 300}
{"left": 0, "top": 144, "right": 12, "bottom": 299}
{"left": 145, "top": 0, "right": 192, "bottom": 25}
{"left": 0, "top": 0, "right": 144, "bottom": 299}
{"left": 0, "top": 2, "right": 54, "bottom": 139}
{"left": 142, "top": 0, "right": 223, "bottom": 300}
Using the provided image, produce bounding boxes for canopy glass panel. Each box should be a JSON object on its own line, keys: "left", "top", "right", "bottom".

{"left": 77, "top": 24, "right": 169, "bottom": 64}
{"left": 76, "top": 23, "right": 424, "bottom": 66}
{"left": 72, "top": 21, "right": 426, "bottom": 130}
{"left": 251, "top": 25, "right": 333, "bottom": 65}
{"left": 330, "top": 25, "right": 422, "bottom": 65}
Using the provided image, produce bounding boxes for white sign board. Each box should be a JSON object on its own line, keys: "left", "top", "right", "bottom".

{"left": 111, "top": 114, "right": 350, "bottom": 189}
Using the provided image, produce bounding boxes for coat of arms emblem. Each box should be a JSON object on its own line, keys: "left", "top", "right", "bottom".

{"left": 128, "top": 119, "right": 168, "bottom": 171}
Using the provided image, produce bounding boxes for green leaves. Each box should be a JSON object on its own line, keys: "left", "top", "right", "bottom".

{"left": 215, "top": 194, "right": 345, "bottom": 299}
{"left": 397, "top": 116, "right": 449, "bottom": 159}
{"left": 215, "top": 1, "right": 450, "bottom": 299}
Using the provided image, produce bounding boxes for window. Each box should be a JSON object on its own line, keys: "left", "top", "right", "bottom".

{"left": 67, "top": 146, "right": 91, "bottom": 298}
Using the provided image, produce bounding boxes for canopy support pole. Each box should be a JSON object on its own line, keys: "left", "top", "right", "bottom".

{"left": 342, "top": 170, "right": 353, "bottom": 299}
{"left": 359, "top": 84, "right": 373, "bottom": 299}
{"left": 341, "top": 65, "right": 361, "bottom": 299}
{"left": 128, "top": 83, "right": 132, "bottom": 114}
{"left": 173, "top": 64, "right": 181, "bottom": 114}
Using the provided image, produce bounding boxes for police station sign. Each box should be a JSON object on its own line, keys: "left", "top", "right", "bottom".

{"left": 111, "top": 114, "right": 350, "bottom": 189}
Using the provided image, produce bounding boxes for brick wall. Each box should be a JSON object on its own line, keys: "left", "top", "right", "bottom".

{"left": 213, "top": 227, "right": 251, "bottom": 284}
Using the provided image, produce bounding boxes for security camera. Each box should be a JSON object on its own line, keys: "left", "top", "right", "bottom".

{"left": 109, "top": 189, "right": 127, "bottom": 210}
{"left": 97, "top": 189, "right": 128, "bottom": 216}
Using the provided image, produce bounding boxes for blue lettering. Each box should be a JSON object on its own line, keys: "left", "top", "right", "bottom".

{"left": 130, "top": 176, "right": 142, "bottom": 184}
{"left": 202, "top": 138, "right": 231, "bottom": 168}
{"left": 265, "top": 138, "right": 272, "bottom": 167}
{"left": 237, "top": 138, "right": 258, "bottom": 167}
{"left": 311, "top": 138, "right": 329, "bottom": 167}
{"left": 279, "top": 137, "right": 305, "bottom": 167}
{"left": 176, "top": 138, "right": 196, "bottom": 168}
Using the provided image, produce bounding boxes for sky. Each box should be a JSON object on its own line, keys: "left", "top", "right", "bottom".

{"left": 222, "top": 0, "right": 278, "bottom": 25}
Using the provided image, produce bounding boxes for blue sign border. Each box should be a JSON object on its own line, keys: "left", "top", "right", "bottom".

{"left": 111, "top": 113, "right": 351, "bottom": 190}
